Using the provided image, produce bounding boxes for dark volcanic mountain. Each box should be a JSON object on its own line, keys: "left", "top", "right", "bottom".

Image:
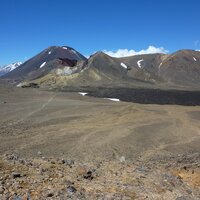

{"left": 158, "top": 50, "right": 200, "bottom": 86}
{"left": 118, "top": 50, "right": 200, "bottom": 87}
{"left": 3, "top": 46, "right": 87, "bottom": 82}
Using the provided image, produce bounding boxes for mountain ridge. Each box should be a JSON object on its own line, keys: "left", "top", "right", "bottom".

{"left": 2, "top": 46, "right": 200, "bottom": 90}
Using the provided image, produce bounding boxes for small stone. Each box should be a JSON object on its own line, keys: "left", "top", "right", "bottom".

{"left": 37, "top": 151, "right": 42, "bottom": 156}
{"left": 46, "top": 192, "right": 54, "bottom": 197}
{"left": 62, "top": 159, "right": 74, "bottom": 167}
{"left": 120, "top": 156, "right": 126, "bottom": 163}
{"left": 67, "top": 186, "right": 77, "bottom": 194}
{"left": 12, "top": 172, "right": 21, "bottom": 179}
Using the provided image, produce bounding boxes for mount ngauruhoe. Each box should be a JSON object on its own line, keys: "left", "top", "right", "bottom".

{"left": 2, "top": 46, "right": 200, "bottom": 90}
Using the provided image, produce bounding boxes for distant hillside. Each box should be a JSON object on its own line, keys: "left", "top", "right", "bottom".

{"left": 0, "top": 62, "right": 22, "bottom": 76}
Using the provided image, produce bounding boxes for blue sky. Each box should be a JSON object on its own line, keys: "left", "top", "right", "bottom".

{"left": 1, "top": 0, "right": 200, "bottom": 65}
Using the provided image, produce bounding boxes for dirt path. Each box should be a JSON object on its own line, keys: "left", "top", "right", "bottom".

{"left": 12, "top": 93, "right": 57, "bottom": 125}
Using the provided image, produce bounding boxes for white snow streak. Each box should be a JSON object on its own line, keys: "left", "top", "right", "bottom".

{"left": 78, "top": 92, "right": 88, "bottom": 96}
{"left": 120, "top": 62, "right": 128, "bottom": 69}
{"left": 104, "top": 98, "right": 120, "bottom": 102}
{"left": 193, "top": 57, "right": 197, "bottom": 62}
{"left": 40, "top": 62, "right": 46, "bottom": 68}
{"left": 137, "top": 59, "right": 144, "bottom": 68}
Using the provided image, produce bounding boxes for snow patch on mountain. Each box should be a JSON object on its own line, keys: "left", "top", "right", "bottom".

{"left": 40, "top": 62, "right": 46, "bottom": 68}
{"left": 137, "top": 59, "right": 144, "bottom": 68}
{"left": 120, "top": 62, "right": 128, "bottom": 69}
{"left": 78, "top": 92, "right": 88, "bottom": 96}
{"left": 0, "top": 62, "right": 22, "bottom": 76}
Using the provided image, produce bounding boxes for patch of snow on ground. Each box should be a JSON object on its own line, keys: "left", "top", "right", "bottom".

{"left": 40, "top": 62, "right": 46, "bottom": 68}
{"left": 78, "top": 92, "right": 88, "bottom": 96}
{"left": 104, "top": 98, "right": 120, "bottom": 102}
{"left": 120, "top": 62, "right": 128, "bottom": 69}
{"left": 63, "top": 47, "right": 68, "bottom": 50}
{"left": 137, "top": 59, "right": 144, "bottom": 68}
{"left": 16, "top": 83, "right": 23, "bottom": 87}
{"left": 48, "top": 51, "right": 52, "bottom": 54}
{"left": 193, "top": 57, "right": 197, "bottom": 62}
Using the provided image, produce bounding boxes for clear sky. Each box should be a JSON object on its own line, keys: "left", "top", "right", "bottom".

{"left": 1, "top": 0, "right": 200, "bottom": 65}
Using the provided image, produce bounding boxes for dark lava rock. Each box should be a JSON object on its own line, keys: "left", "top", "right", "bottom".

{"left": 46, "top": 192, "right": 54, "bottom": 197}
{"left": 12, "top": 172, "right": 21, "bottom": 179}
{"left": 83, "top": 171, "right": 93, "bottom": 180}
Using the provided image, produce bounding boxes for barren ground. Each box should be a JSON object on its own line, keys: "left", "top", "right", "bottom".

{"left": 0, "top": 86, "right": 200, "bottom": 199}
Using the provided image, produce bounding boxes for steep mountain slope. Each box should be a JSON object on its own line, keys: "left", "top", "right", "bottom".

{"left": 117, "top": 53, "right": 166, "bottom": 83}
{"left": 0, "top": 62, "right": 22, "bottom": 76}
{"left": 29, "top": 52, "right": 155, "bottom": 89}
{"left": 116, "top": 50, "right": 200, "bottom": 87}
{"left": 3, "top": 46, "right": 86, "bottom": 82}
{"left": 159, "top": 50, "right": 200, "bottom": 86}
